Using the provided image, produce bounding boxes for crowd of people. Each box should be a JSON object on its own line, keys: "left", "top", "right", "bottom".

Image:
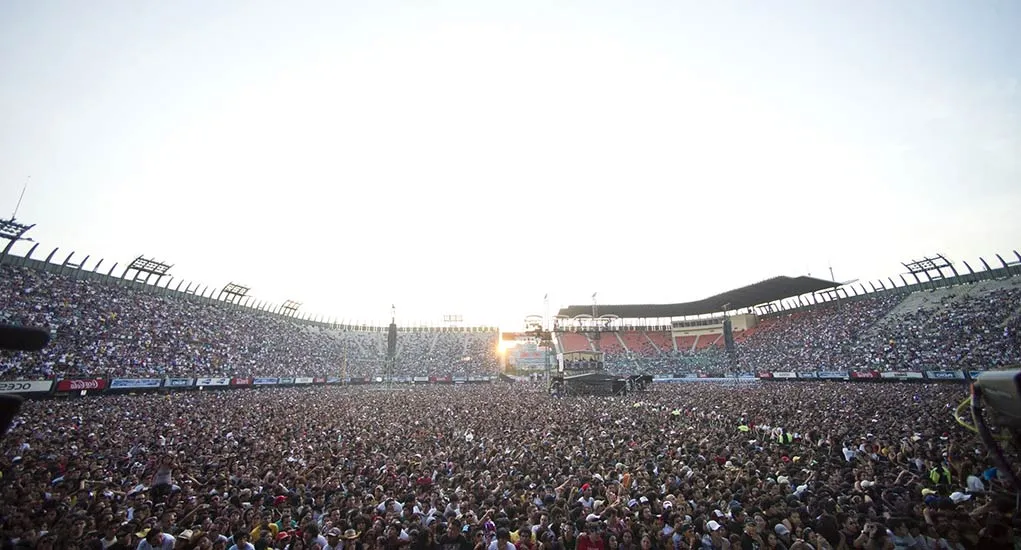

{"left": 1, "top": 381, "right": 1016, "bottom": 549}
{"left": 0, "top": 265, "right": 499, "bottom": 380}
{"left": 559, "top": 279, "right": 1021, "bottom": 376}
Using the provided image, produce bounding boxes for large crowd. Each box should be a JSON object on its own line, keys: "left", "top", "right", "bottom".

{"left": 1, "top": 382, "right": 1017, "bottom": 549}
{"left": 561, "top": 279, "right": 1021, "bottom": 376}
{"left": 4, "top": 262, "right": 1020, "bottom": 381}
{"left": 0, "top": 266, "right": 499, "bottom": 380}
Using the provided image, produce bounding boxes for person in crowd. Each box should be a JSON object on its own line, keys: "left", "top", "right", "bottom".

{"left": 2, "top": 380, "right": 1015, "bottom": 550}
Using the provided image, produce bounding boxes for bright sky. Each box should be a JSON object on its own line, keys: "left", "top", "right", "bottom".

{"left": 1, "top": 1, "right": 1019, "bottom": 329}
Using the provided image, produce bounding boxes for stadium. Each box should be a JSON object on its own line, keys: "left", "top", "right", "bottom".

{"left": 3, "top": 3, "right": 1021, "bottom": 550}
{"left": 2, "top": 218, "right": 1020, "bottom": 549}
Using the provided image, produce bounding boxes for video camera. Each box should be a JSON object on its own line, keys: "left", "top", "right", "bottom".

{"left": 967, "top": 369, "right": 1021, "bottom": 492}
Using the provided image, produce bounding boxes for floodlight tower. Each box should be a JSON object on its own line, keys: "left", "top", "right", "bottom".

{"left": 218, "top": 282, "right": 251, "bottom": 305}
{"left": 0, "top": 218, "right": 35, "bottom": 266}
{"left": 123, "top": 256, "right": 173, "bottom": 285}
{"left": 280, "top": 300, "right": 302, "bottom": 317}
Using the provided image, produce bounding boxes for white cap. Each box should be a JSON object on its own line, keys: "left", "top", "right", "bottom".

{"left": 949, "top": 492, "right": 972, "bottom": 503}
{"left": 966, "top": 475, "right": 985, "bottom": 493}
{"left": 707, "top": 520, "right": 722, "bottom": 532}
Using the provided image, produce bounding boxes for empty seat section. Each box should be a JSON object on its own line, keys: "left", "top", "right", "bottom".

{"left": 598, "top": 333, "right": 623, "bottom": 353}
{"left": 674, "top": 335, "right": 698, "bottom": 351}
{"left": 645, "top": 331, "right": 672, "bottom": 353}
{"left": 618, "top": 331, "right": 649, "bottom": 354}
{"left": 693, "top": 333, "right": 720, "bottom": 349}
{"left": 559, "top": 332, "right": 592, "bottom": 352}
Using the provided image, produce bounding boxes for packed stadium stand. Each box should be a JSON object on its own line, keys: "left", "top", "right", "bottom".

{"left": 557, "top": 274, "right": 1021, "bottom": 376}
{"left": 0, "top": 265, "right": 499, "bottom": 379}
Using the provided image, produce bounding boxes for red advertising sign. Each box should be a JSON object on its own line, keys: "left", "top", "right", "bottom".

{"left": 757, "top": 372, "right": 773, "bottom": 379}
{"left": 850, "top": 370, "right": 880, "bottom": 379}
{"left": 56, "top": 379, "right": 107, "bottom": 392}
{"left": 231, "top": 378, "right": 252, "bottom": 386}
{"left": 313, "top": 377, "right": 326, "bottom": 384}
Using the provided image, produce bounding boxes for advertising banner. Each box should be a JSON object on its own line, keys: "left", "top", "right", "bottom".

{"left": 294, "top": 377, "right": 314, "bottom": 384}
{"left": 253, "top": 378, "right": 279, "bottom": 385}
{"left": 452, "top": 376, "right": 467, "bottom": 382}
{"left": 737, "top": 374, "right": 757, "bottom": 379}
{"left": 278, "top": 377, "right": 295, "bottom": 385}
{"left": 850, "top": 371, "right": 881, "bottom": 379}
{"left": 414, "top": 377, "right": 429, "bottom": 382}
{"left": 110, "top": 378, "right": 162, "bottom": 389}
{"left": 0, "top": 380, "right": 54, "bottom": 394}
{"left": 817, "top": 372, "right": 848, "bottom": 379}
{"left": 924, "top": 370, "right": 965, "bottom": 380}
{"left": 196, "top": 377, "right": 230, "bottom": 386}
{"left": 326, "top": 377, "right": 341, "bottom": 384}
{"left": 967, "top": 371, "right": 982, "bottom": 380}
{"left": 879, "top": 371, "right": 925, "bottom": 379}
{"left": 772, "top": 372, "right": 797, "bottom": 379}
{"left": 164, "top": 378, "right": 194, "bottom": 387}
{"left": 313, "top": 377, "right": 326, "bottom": 384}
{"left": 757, "top": 372, "right": 773, "bottom": 379}
{"left": 231, "top": 378, "right": 252, "bottom": 386}
{"left": 56, "top": 378, "right": 106, "bottom": 392}
{"left": 796, "top": 372, "right": 818, "bottom": 379}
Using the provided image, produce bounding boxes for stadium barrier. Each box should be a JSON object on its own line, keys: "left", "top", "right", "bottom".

{"left": 0, "top": 369, "right": 979, "bottom": 397}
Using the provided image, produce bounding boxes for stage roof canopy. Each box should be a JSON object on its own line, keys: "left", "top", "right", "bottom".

{"left": 557, "top": 276, "right": 840, "bottom": 319}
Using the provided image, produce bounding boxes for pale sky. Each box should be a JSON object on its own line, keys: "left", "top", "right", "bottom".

{"left": 1, "top": 1, "right": 1019, "bottom": 329}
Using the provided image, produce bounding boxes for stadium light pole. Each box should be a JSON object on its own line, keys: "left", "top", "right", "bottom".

{"left": 0, "top": 218, "right": 35, "bottom": 266}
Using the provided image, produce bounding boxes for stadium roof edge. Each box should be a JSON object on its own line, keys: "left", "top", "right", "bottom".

{"left": 556, "top": 276, "right": 841, "bottom": 319}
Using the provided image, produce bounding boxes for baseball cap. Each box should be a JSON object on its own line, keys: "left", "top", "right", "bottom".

{"left": 949, "top": 492, "right": 972, "bottom": 504}
{"left": 706, "top": 521, "right": 722, "bottom": 532}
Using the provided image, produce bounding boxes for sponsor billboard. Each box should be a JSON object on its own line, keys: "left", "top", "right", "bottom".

{"left": 326, "top": 377, "right": 341, "bottom": 384}
{"left": 772, "top": 372, "right": 797, "bottom": 379}
{"left": 294, "top": 377, "right": 313, "bottom": 384}
{"left": 195, "top": 377, "right": 230, "bottom": 386}
{"left": 924, "top": 370, "right": 965, "bottom": 380}
{"left": 231, "top": 378, "right": 252, "bottom": 386}
{"left": 253, "top": 378, "right": 279, "bottom": 385}
{"left": 56, "top": 378, "right": 106, "bottom": 392}
{"left": 817, "top": 371, "right": 848, "bottom": 379}
{"left": 879, "top": 371, "right": 925, "bottom": 379}
{"left": 737, "top": 374, "right": 757, "bottom": 379}
{"left": 0, "top": 380, "right": 54, "bottom": 394}
{"left": 757, "top": 372, "right": 773, "bottom": 379}
{"left": 313, "top": 377, "right": 326, "bottom": 384}
{"left": 796, "top": 372, "right": 818, "bottom": 379}
{"left": 850, "top": 371, "right": 880, "bottom": 379}
{"left": 164, "top": 378, "right": 194, "bottom": 387}
{"left": 278, "top": 377, "right": 295, "bottom": 385}
{"left": 413, "top": 377, "right": 429, "bottom": 382}
{"left": 110, "top": 378, "right": 162, "bottom": 389}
